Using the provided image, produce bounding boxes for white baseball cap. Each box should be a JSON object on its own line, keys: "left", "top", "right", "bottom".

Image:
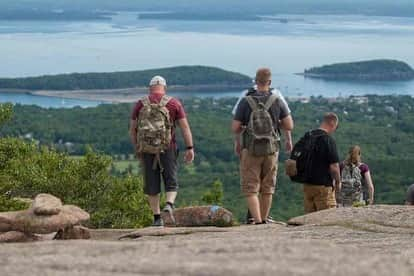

{"left": 149, "top": 75, "right": 167, "bottom": 87}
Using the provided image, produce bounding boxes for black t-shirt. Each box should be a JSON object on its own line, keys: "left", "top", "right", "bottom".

{"left": 307, "top": 129, "right": 340, "bottom": 186}
{"left": 233, "top": 91, "right": 290, "bottom": 130}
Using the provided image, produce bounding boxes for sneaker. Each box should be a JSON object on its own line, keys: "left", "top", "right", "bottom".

{"left": 246, "top": 210, "right": 255, "bottom": 225}
{"left": 162, "top": 203, "right": 176, "bottom": 225}
{"left": 152, "top": 217, "right": 164, "bottom": 227}
{"left": 265, "top": 216, "right": 276, "bottom": 224}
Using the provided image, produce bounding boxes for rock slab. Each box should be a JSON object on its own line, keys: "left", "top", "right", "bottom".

{"left": 0, "top": 231, "right": 38, "bottom": 243}
{"left": 288, "top": 205, "right": 414, "bottom": 233}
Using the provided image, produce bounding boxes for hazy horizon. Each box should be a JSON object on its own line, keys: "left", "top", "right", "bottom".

{"left": 1, "top": 1, "right": 414, "bottom": 17}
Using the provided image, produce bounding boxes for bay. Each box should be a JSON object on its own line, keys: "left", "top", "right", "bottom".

{"left": 0, "top": 92, "right": 102, "bottom": 108}
{"left": 1, "top": 12, "right": 414, "bottom": 107}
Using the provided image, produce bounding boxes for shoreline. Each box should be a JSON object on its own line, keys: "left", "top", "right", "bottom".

{"left": 297, "top": 72, "right": 414, "bottom": 82}
{"left": 1, "top": 84, "right": 248, "bottom": 103}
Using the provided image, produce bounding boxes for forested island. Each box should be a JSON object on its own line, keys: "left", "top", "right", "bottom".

{"left": 0, "top": 66, "right": 251, "bottom": 91}
{"left": 302, "top": 60, "right": 414, "bottom": 81}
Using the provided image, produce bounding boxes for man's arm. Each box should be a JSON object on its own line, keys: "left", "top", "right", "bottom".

{"left": 330, "top": 162, "right": 341, "bottom": 191}
{"left": 177, "top": 118, "right": 194, "bottom": 163}
{"left": 282, "top": 130, "right": 293, "bottom": 153}
{"left": 280, "top": 115, "right": 294, "bottom": 153}
{"left": 232, "top": 120, "right": 243, "bottom": 156}
{"left": 129, "top": 119, "right": 137, "bottom": 149}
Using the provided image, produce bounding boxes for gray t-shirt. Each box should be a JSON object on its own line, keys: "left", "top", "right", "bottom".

{"left": 232, "top": 87, "right": 291, "bottom": 115}
{"left": 406, "top": 184, "right": 414, "bottom": 204}
{"left": 233, "top": 90, "right": 291, "bottom": 130}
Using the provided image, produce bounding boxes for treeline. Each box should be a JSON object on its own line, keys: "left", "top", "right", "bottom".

{"left": 2, "top": 95, "right": 414, "bottom": 220}
{"left": 0, "top": 66, "right": 251, "bottom": 91}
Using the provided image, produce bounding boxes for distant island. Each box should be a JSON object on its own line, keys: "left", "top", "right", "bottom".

{"left": 138, "top": 12, "right": 260, "bottom": 21}
{"left": 0, "top": 66, "right": 251, "bottom": 91}
{"left": 0, "top": 66, "right": 252, "bottom": 102}
{"left": 301, "top": 60, "right": 414, "bottom": 81}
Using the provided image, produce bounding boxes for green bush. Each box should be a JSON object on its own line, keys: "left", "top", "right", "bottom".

{"left": 201, "top": 180, "right": 224, "bottom": 205}
{"left": 0, "top": 139, "right": 152, "bottom": 228}
{"left": 0, "top": 195, "right": 29, "bottom": 212}
{"left": 0, "top": 103, "right": 152, "bottom": 228}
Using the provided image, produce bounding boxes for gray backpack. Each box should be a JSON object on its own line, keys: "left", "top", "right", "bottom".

{"left": 242, "top": 95, "right": 280, "bottom": 156}
{"left": 340, "top": 164, "right": 363, "bottom": 206}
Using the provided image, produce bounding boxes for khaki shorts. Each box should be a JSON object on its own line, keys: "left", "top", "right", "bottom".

{"left": 303, "top": 184, "right": 337, "bottom": 213}
{"left": 240, "top": 149, "right": 278, "bottom": 195}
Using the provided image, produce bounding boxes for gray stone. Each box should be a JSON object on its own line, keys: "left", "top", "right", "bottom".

{"left": 31, "top": 193, "right": 62, "bottom": 215}
{"left": 1, "top": 223, "right": 414, "bottom": 276}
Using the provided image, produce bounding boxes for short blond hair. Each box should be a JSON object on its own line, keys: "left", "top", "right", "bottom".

{"left": 323, "top": 112, "right": 339, "bottom": 125}
{"left": 255, "top": 68, "right": 272, "bottom": 86}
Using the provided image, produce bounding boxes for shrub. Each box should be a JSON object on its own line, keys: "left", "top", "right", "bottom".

{"left": 0, "top": 104, "right": 152, "bottom": 228}
{"left": 201, "top": 180, "right": 224, "bottom": 205}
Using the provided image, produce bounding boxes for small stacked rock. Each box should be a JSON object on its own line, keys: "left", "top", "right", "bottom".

{"left": 0, "top": 193, "right": 90, "bottom": 243}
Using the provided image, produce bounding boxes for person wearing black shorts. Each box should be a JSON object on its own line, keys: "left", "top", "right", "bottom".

{"left": 130, "top": 76, "right": 194, "bottom": 226}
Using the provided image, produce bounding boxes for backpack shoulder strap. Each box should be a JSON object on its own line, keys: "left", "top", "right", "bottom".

{"left": 159, "top": 95, "right": 172, "bottom": 107}
{"left": 245, "top": 96, "right": 258, "bottom": 111}
{"left": 246, "top": 87, "right": 256, "bottom": 96}
{"left": 264, "top": 94, "right": 279, "bottom": 110}
{"left": 141, "top": 96, "right": 151, "bottom": 107}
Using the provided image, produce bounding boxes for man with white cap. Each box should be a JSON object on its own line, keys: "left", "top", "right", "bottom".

{"left": 130, "top": 75, "right": 194, "bottom": 226}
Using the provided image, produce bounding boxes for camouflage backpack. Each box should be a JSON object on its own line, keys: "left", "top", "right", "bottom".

{"left": 242, "top": 94, "right": 280, "bottom": 156}
{"left": 340, "top": 164, "right": 363, "bottom": 206}
{"left": 136, "top": 95, "right": 172, "bottom": 158}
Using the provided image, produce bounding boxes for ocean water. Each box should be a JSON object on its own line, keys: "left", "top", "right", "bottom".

{"left": 0, "top": 93, "right": 102, "bottom": 108}
{"left": 1, "top": 13, "right": 414, "bottom": 107}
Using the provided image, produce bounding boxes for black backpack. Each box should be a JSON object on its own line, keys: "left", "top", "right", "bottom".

{"left": 287, "top": 130, "right": 327, "bottom": 183}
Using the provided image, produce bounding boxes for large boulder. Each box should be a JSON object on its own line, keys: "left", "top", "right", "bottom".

{"left": 0, "top": 204, "right": 90, "bottom": 234}
{"left": 161, "top": 205, "right": 233, "bottom": 227}
{"left": 30, "top": 193, "right": 62, "bottom": 216}
{"left": 288, "top": 205, "right": 414, "bottom": 233}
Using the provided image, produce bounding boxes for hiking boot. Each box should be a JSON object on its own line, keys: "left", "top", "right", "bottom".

{"left": 162, "top": 203, "right": 176, "bottom": 225}
{"left": 152, "top": 217, "right": 164, "bottom": 227}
